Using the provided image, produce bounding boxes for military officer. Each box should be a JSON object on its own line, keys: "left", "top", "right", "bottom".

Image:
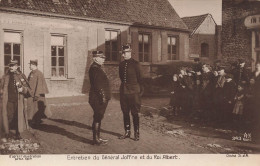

{"left": 27, "top": 59, "right": 50, "bottom": 127}
{"left": 89, "top": 51, "right": 111, "bottom": 145}
{"left": 119, "top": 44, "right": 143, "bottom": 141}
{"left": 1, "top": 60, "right": 30, "bottom": 140}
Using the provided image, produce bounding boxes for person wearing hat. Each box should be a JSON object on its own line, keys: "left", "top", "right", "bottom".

{"left": 200, "top": 63, "right": 215, "bottom": 120}
{"left": 119, "top": 44, "right": 143, "bottom": 141}
{"left": 27, "top": 59, "right": 50, "bottom": 127}
{"left": 232, "top": 59, "right": 249, "bottom": 86}
{"left": 222, "top": 73, "right": 236, "bottom": 123}
{"left": 0, "top": 60, "right": 30, "bottom": 140}
{"left": 214, "top": 66, "right": 227, "bottom": 122}
{"left": 89, "top": 51, "right": 111, "bottom": 145}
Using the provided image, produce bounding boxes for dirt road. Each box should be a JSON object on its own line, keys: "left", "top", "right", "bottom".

{"left": 18, "top": 95, "right": 258, "bottom": 154}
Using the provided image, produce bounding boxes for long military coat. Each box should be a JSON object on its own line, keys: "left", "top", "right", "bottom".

{"left": 0, "top": 71, "right": 30, "bottom": 134}
{"left": 27, "top": 69, "right": 50, "bottom": 120}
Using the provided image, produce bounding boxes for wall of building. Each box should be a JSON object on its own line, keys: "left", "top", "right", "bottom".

{"left": 0, "top": 12, "right": 189, "bottom": 96}
{"left": 222, "top": 0, "right": 260, "bottom": 64}
{"left": 188, "top": 15, "right": 217, "bottom": 62}
{"left": 195, "top": 15, "right": 216, "bottom": 35}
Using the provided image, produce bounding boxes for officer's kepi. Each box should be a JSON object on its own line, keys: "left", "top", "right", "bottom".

{"left": 92, "top": 51, "right": 105, "bottom": 58}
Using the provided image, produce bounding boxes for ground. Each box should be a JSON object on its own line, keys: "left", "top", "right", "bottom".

{"left": 1, "top": 95, "right": 260, "bottom": 154}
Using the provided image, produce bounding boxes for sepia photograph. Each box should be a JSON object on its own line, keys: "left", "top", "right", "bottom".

{"left": 0, "top": 0, "right": 260, "bottom": 165}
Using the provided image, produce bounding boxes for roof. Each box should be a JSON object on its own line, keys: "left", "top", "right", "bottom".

{"left": 182, "top": 13, "right": 210, "bottom": 34}
{"left": 0, "top": 0, "right": 188, "bottom": 31}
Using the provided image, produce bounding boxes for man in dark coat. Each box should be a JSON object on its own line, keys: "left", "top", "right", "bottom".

{"left": 222, "top": 74, "right": 237, "bottom": 123}
{"left": 232, "top": 59, "right": 249, "bottom": 86}
{"left": 0, "top": 60, "right": 30, "bottom": 140}
{"left": 27, "top": 59, "right": 50, "bottom": 127}
{"left": 119, "top": 44, "right": 143, "bottom": 141}
{"left": 200, "top": 64, "right": 215, "bottom": 120}
{"left": 89, "top": 51, "right": 111, "bottom": 145}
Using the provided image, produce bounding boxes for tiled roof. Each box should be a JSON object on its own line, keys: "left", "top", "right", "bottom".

{"left": 0, "top": 0, "right": 188, "bottom": 30}
{"left": 182, "top": 14, "right": 209, "bottom": 33}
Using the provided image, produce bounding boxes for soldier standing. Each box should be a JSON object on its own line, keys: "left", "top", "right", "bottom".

{"left": 27, "top": 59, "right": 50, "bottom": 127}
{"left": 89, "top": 51, "right": 111, "bottom": 145}
{"left": 119, "top": 44, "right": 143, "bottom": 141}
{"left": 0, "top": 60, "right": 30, "bottom": 140}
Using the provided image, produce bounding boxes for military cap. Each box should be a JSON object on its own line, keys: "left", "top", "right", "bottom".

{"left": 92, "top": 51, "right": 105, "bottom": 58}
{"left": 122, "top": 44, "right": 132, "bottom": 52}
{"left": 9, "top": 59, "right": 18, "bottom": 66}
{"left": 29, "top": 59, "right": 38, "bottom": 66}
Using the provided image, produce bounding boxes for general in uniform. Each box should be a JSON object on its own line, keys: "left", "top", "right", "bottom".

{"left": 27, "top": 59, "right": 50, "bottom": 127}
{"left": 119, "top": 44, "right": 143, "bottom": 141}
{"left": 89, "top": 51, "right": 111, "bottom": 145}
{"left": 0, "top": 60, "right": 30, "bottom": 139}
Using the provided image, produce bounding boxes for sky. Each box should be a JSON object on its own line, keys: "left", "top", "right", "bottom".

{"left": 169, "top": 0, "right": 222, "bottom": 25}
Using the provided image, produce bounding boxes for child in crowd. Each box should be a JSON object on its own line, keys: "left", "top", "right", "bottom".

{"left": 169, "top": 74, "right": 181, "bottom": 116}
{"left": 232, "top": 83, "right": 245, "bottom": 127}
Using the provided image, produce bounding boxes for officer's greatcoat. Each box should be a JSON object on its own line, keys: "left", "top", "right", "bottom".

{"left": 0, "top": 71, "right": 30, "bottom": 134}
{"left": 27, "top": 69, "right": 50, "bottom": 120}
{"left": 89, "top": 62, "right": 111, "bottom": 106}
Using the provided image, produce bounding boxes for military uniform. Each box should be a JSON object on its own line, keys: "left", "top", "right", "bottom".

{"left": 1, "top": 60, "right": 30, "bottom": 139}
{"left": 119, "top": 55, "right": 143, "bottom": 141}
{"left": 89, "top": 51, "right": 111, "bottom": 145}
{"left": 27, "top": 61, "right": 50, "bottom": 126}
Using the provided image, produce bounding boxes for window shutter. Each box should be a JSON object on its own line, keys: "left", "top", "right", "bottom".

{"left": 67, "top": 34, "right": 75, "bottom": 79}
{"left": 131, "top": 31, "right": 139, "bottom": 61}
{"left": 97, "top": 28, "right": 105, "bottom": 52}
{"left": 43, "top": 32, "right": 51, "bottom": 78}
{"left": 161, "top": 31, "right": 168, "bottom": 62}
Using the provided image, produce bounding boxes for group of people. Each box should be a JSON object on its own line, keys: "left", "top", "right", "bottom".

{"left": 169, "top": 58, "right": 260, "bottom": 131}
{"left": 0, "top": 59, "right": 49, "bottom": 140}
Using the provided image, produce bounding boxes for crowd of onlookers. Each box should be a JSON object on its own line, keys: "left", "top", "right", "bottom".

{"left": 168, "top": 58, "right": 260, "bottom": 132}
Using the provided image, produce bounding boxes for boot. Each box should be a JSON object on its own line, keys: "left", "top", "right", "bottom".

{"left": 119, "top": 130, "right": 131, "bottom": 139}
{"left": 92, "top": 123, "right": 107, "bottom": 145}
{"left": 15, "top": 131, "right": 22, "bottom": 140}
{"left": 97, "top": 123, "right": 108, "bottom": 143}
{"left": 134, "top": 130, "right": 140, "bottom": 141}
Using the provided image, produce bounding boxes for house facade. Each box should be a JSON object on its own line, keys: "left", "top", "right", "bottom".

{"left": 0, "top": 0, "right": 189, "bottom": 97}
{"left": 182, "top": 14, "right": 221, "bottom": 63}
{"left": 222, "top": 0, "right": 260, "bottom": 70}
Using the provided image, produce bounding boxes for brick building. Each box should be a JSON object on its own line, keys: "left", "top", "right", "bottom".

{"left": 0, "top": 0, "right": 190, "bottom": 97}
{"left": 222, "top": 0, "right": 260, "bottom": 70}
{"left": 182, "top": 13, "right": 221, "bottom": 63}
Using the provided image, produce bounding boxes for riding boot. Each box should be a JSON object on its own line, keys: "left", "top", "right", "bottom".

{"left": 134, "top": 123, "right": 140, "bottom": 141}
{"left": 119, "top": 130, "right": 131, "bottom": 139}
{"left": 97, "top": 123, "right": 108, "bottom": 142}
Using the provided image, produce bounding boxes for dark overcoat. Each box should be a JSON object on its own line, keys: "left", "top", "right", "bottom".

{"left": 89, "top": 62, "right": 111, "bottom": 105}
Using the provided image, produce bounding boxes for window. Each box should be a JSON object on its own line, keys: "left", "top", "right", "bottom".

{"left": 201, "top": 43, "right": 209, "bottom": 57}
{"left": 138, "top": 33, "right": 151, "bottom": 62}
{"left": 105, "top": 30, "right": 119, "bottom": 61}
{"left": 168, "top": 36, "right": 178, "bottom": 60}
{"left": 4, "top": 32, "right": 22, "bottom": 73}
{"left": 51, "top": 35, "right": 66, "bottom": 78}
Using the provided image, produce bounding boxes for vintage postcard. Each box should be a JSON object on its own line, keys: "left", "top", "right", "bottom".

{"left": 0, "top": 0, "right": 259, "bottom": 165}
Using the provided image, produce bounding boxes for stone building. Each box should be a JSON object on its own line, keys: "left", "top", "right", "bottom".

{"left": 222, "top": 0, "right": 260, "bottom": 70}
{"left": 0, "top": 0, "right": 189, "bottom": 96}
{"left": 182, "top": 13, "right": 221, "bottom": 63}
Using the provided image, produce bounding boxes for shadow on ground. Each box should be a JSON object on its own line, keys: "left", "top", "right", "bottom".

{"left": 49, "top": 118, "right": 121, "bottom": 137}
{"left": 32, "top": 123, "right": 93, "bottom": 145}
